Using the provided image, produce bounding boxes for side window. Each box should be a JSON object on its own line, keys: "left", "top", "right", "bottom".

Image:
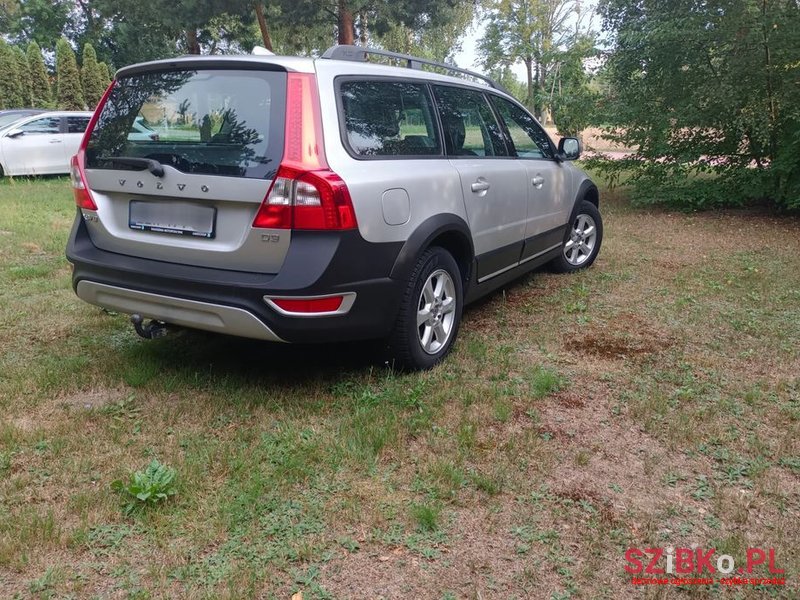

{"left": 432, "top": 86, "right": 507, "bottom": 157}
{"left": 18, "top": 117, "right": 61, "bottom": 135}
{"left": 67, "top": 117, "right": 90, "bottom": 133}
{"left": 340, "top": 80, "right": 441, "bottom": 157}
{"left": 491, "top": 96, "right": 554, "bottom": 159}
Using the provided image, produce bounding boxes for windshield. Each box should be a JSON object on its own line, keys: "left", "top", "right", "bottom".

{"left": 86, "top": 69, "right": 286, "bottom": 179}
{"left": 0, "top": 113, "right": 33, "bottom": 131}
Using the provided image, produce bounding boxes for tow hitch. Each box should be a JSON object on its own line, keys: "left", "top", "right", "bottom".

{"left": 130, "top": 314, "right": 171, "bottom": 339}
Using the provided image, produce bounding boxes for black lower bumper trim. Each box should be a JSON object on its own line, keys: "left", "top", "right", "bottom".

{"left": 66, "top": 215, "right": 404, "bottom": 343}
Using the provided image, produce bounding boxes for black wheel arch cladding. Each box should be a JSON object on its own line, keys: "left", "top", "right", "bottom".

{"left": 389, "top": 213, "right": 474, "bottom": 288}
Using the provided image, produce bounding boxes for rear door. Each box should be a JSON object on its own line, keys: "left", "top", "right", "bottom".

{"left": 432, "top": 85, "right": 527, "bottom": 283}
{"left": 62, "top": 115, "right": 91, "bottom": 164}
{"left": 83, "top": 67, "right": 288, "bottom": 273}
{"left": 3, "top": 116, "right": 64, "bottom": 174}
{"left": 490, "top": 96, "right": 572, "bottom": 261}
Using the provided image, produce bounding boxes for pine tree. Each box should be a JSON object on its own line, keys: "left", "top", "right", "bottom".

{"left": 56, "top": 38, "right": 84, "bottom": 110}
{"left": 12, "top": 46, "right": 31, "bottom": 107}
{"left": 81, "top": 43, "right": 106, "bottom": 108}
{"left": 0, "top": 40, "right": 25, "bottom": 109}
{"left": 97, "top": 62, "right": 112, "bottom": 85}
{"left": 27, "top": 41, "right": 52, "bottom": 108}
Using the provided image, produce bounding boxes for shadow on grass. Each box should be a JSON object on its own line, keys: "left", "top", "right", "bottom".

{"left": 115, "top": 327, "right": 392, "bottom": 392}
{"left": 108, "top": 264, "right": 570, "bottom": 394}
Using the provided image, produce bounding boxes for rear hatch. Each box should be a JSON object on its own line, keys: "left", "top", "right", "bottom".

{"left": 83, "top": 62, "right": 289, "bottom": 273}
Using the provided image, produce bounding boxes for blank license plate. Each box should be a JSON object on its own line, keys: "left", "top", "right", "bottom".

{"left": 129, "top": 200, "right": 216, "bottom": 239}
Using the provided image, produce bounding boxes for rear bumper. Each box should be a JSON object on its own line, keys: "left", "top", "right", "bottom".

{"left": 76, "top": 281, "right": 286, "bottom": 341}
{"left": 66, "top": 215, "right": 404, "bottom": 343}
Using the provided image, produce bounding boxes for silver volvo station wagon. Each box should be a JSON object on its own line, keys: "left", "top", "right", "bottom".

{"left": 66, "top": 45, "right": 603, "bottom": 370}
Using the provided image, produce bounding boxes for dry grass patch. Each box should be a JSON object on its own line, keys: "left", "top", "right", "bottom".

{"left": 1, "top": 179, "right": 798, "bottom": 598}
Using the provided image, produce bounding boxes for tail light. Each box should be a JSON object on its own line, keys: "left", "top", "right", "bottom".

{"left": 70, "top": 154, "right": 96, "bottom": 210}
{"left": 253, "top": 73, "right": 357, "bottom": 231}
{"left": 72, "top": 80, "right": 116, "bottom": 211}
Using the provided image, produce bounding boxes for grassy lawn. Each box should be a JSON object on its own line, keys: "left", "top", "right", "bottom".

{"left": 0, "top": 177, "right": 798, "bottom": 599}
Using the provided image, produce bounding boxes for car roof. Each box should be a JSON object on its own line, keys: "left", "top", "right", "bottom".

{"left": 0, "top": 109, "right": 46, "bottom": 115}
{"left": 114, "top": 53, "right": 509, "bottom": 98}
{"left": 17, "top": 111, "right": 93, "bottom": 119}
{"left": 1, "top": 111, "right": 93, "bottom": 130}
{"left": 39, "top": 111, "right": 94, "bottom": 116}
{"left": 317, "top": 58, "right": 504, "bottom": 94}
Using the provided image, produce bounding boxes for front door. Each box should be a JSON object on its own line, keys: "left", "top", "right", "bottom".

{"left": 491, "top": 96, "right": 571, "bottom": 262}
{"left": 3, "top": 116, "right": 65, "bottom": 175}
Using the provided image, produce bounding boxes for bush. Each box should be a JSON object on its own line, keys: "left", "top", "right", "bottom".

{"left": 596, "top": 0, "right": 800, "bottom": 211}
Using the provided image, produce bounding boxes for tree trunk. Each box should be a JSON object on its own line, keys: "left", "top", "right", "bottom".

{"left": 255, "top": 2, "right": 273, "bottom": 51}
{"left": 523, "top": 56, "right": 533, "bottom": 112}
{"left": 187, "top": 29, "right": 200, "bottom": 54}
{"left": 760, "top": 0, "right": 777, "bottom": 161}
{"left": 358, "top": 11, "right": 368, "bottom": 46}
{"left": 338, "top": 0, "right": 354, "bottom": 45}
{"left": 539, "top": 65, "right": 549, "bottom": 124}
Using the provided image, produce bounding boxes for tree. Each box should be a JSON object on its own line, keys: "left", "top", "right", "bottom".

{"left": 548, "top": 34, "right": 598, "bottom": 136}
{"left": 377, "top": 1, "right": 475, "bottom": 62}
{"left": 81, "top": 43, "right": 107, "bottom": 107}
{"left": 4, "top": 0, "right": 475, "bottom": 74}
{"left": 254, "top": 2, "right": 274, "bottom": 51}
{"left": 477, "top": 0, "right": 592, "bottom": 121}
{"left": 11, "top": 46, "right": 31, "bottom": 106}
{"left": 2, "top": 0, "right": 72, "bottom": 48}
{"left": 97, "top": 61, "right": 112, "bottom": 84}
{"left": 275, "top": 0, "right": 470, "bottom": 54}
{"left": 159, "top": 0, "right": 255, "bottom": 54}
{"left": 596, "top": 0, "right": 800, "bottom": 210}
{"left": 56, "top": 37, "right": 85, "bottom": 110}
{"left": 0, "top": 40, "right": 25, "bottom": 109}
{"left": 27, "top": 41, "right": 51, "bottom": 108}
{"left": 487, "top": 66, "right": 527, "bottom": 102}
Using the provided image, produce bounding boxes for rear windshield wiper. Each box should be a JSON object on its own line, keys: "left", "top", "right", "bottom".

{"left": 99, "top": 156, "right": 165, "bottom": 177}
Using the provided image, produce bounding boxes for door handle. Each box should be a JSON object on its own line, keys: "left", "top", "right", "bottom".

{"left": 471, "top": 179, "right": 491, "bottom": 193}
{"left": 49, "top": 139, "right": 63, "bottom": 144}
{"left": 531, "top": 175, "right": 545, "bottom": 188}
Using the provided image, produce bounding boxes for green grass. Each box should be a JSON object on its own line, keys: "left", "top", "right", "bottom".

{"left": 0, "top": 177, "right": 798, "bottom": 598}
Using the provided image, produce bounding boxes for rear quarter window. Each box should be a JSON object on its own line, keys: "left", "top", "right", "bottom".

{"left": 67, "top": 116, "right": 90, "bottom": 133}
{"left": 86, "top": 69, "right": 286, "bottom": 179}
{"left": 339, "top": 80, "right": 442, "bottom": 158}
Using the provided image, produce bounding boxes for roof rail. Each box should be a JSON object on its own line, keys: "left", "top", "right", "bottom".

{"left": 321, "top": 45, "right": 508, "bottom": 94}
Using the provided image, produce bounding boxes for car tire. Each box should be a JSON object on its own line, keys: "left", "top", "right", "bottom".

{"left": 550, "top": 200, "right": 603, "bottom": 273}
{"left": 388, "top": 247, "right": 463, "bottom": 370}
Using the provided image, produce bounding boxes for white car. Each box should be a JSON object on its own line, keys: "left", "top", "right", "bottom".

{"left": 127, "top": 116, "right": 160, "bottom": 141}
{"left": 0, "top": 111, "right": 92, "bottom": 176}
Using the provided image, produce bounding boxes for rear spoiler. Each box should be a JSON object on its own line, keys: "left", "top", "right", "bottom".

{"left": 116, "top": 56, "right": 286, "bottom": 78}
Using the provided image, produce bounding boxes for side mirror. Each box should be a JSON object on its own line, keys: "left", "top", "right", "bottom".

{"left": 5, "top": 129, "right": 24, "bottom": 139}
{"left": 557, "top": 137, "right": 580, "bottom": 161}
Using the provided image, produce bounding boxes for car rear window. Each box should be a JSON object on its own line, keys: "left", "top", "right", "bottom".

{"left": 86, "top": 69, "right": 286, "bottom": 179}
{"left": 340, "top": 80, "right": 441, "bottom": 157}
